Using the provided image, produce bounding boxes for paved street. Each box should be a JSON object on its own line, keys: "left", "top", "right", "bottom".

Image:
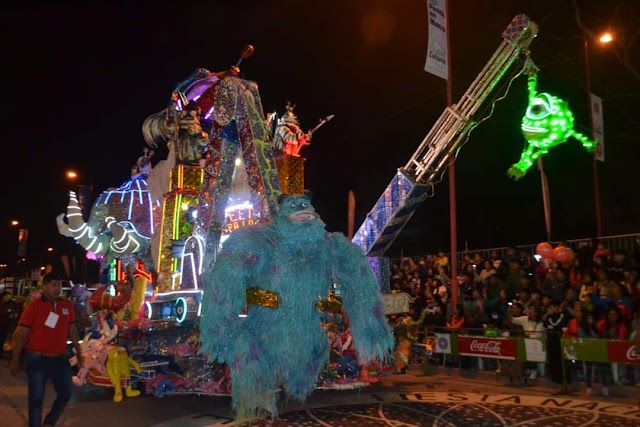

{"left": 1, "top": 356, "right": 639, "bottom": 427}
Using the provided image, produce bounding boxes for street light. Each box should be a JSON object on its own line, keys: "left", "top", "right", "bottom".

{"left": 39, "top": 247, "right": 55, "bottom": 273}
{"left": 583, "top": 31, "right": 613, "bottom": 238}
{"left": 65, "top": 169, "right": 94, "bottom": 221}
{"left": 599, "top": 32, "right": 613, "bottom": 44}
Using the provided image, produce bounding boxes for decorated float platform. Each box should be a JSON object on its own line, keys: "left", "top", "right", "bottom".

{"left": 60, "top": 46, "right": 387, "bottom": 401}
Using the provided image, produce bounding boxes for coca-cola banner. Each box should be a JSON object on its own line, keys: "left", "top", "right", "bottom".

{"left": 457, "top": 336, "right": 517, "bottom": 360}
{"left": 607, "top": 341, "right": 640, "bottom": 364}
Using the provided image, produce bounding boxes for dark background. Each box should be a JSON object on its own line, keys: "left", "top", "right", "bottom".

{"left": 1, "top": 0, "right": 638, "bottom": 279}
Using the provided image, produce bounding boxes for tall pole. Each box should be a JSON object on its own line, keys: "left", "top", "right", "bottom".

{"left": 446, "top": 0, "right": 458, "bottom": 307}
{"left": 583, "top": 37, "right": 603, "bottom": 237}
{"left": 537, "top": 157, "right": 552, "bottom": 241}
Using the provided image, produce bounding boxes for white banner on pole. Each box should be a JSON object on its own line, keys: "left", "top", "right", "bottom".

{"left": 590, "top": 93, "right": 605, "bottom": 162}
{"left": 424, "top": 0, "right": 448, "bottom": 80}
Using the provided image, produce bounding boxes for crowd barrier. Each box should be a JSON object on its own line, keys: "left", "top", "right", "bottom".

{"left": 390, "top": 231, "right": 640, "bottom": 266}
{"left": 413, "top": 329, "right": 640, "bottom": 366}
{"left": 0, "top": 277, "right": 72, "bottom": 297}
{"left": 562, "top": 337, "right": 640, "bottom": 364}
{"left": 407, "top": 330, "right": 637, "bottom": 392}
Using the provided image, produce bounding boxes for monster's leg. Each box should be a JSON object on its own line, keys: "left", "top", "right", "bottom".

{"left": 125, "top": 357, "right": 141, "bottom": 398}
{"left": 508, "top": 144, "right": 539, "bottom": 179}
{"left": 230, "top": 361, "right": 279, "bottom": 422}
{"left": 106, "top": 357, "right": 123, "bottom": 403}
{"left": 125, "top": 381, "right": 141, "bottom": 397}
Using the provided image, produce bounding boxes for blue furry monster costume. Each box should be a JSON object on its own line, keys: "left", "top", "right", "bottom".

{"left": 199, "top": 192, "right": 394, "bottom": 422}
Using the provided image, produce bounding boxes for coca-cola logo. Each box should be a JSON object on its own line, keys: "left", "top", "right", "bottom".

{"left": 470, "top": 339, "right": 502, "bottom": 354}
{"left": 626, "top": 345, "right": 640, "bottom": 360}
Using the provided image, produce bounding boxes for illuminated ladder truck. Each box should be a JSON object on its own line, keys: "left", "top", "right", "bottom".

{"left": 352, "top": 14, "right": 539, "bottom": 257}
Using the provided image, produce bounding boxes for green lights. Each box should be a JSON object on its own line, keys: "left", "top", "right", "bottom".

{"left": 508, "top": 73, "right": 596, "bottom": 179}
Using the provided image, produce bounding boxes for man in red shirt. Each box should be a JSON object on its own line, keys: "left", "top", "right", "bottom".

{"left": 11, "top": 273, "right": 83, "bottom": 427}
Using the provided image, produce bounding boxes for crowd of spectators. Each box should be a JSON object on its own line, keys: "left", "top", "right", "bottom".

{"left": 389, "top": 237, "right": 640, "bottom": 394}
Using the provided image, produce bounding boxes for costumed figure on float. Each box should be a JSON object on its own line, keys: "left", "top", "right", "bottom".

{"left": 268, "top": 101, "right": 310, "bottom": 157}
{"left": 72, "top": 309, "right": 118, "bottom": 387}
{"left": 106, "top": 345, "right": 142, "bottom": 402}
{"left": 198, "top": 192, "right": 394, "bottom": 422}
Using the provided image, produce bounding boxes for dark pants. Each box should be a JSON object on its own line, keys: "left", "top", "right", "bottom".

{"left": 0, "top": 320, "right": 9, "bottom": 354}
{"left": 27, "top": 353, "right": 73, "bottom": 427}
{"left": 585, "top": 361, "right": 609, "bottom": 387}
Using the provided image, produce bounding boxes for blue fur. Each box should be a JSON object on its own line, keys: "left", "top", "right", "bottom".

{"left": 199, "top": 194, "right": 394, "bottom": 422}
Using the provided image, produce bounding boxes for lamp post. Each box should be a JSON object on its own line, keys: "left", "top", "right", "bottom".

{"left": 10, "top": 220, "right": 28, "bottom": 277}
{"left": 583, "top": 32, "right": 612, "bottom": 238}
{"left": 66, "top": 170, "right": 94, "bottom": 222}
{"left": 65, "top": 170, "right": 96, "bottom": 283}
{"left": 43, "top": 246, "right": 53, "bottom": 266}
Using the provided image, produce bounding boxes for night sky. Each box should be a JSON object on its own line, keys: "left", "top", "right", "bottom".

{"left": 1, "top": 0, "right": 638, "bottom": 275}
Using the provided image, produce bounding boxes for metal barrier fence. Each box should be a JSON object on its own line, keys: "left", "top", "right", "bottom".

{"left": 406, "top": 328, "right": 639, "bottom": 391}
{"left": 0, "top": 277, "right": 72, "bottom": 297}
{"left": 452, "top": 232, "right": 640, "bottom": 264}
{"left": 421, "top": 330, "right": 639, "bottom": 365}
{"left": 391, "top": 232, "right": 640, "bottom": 266}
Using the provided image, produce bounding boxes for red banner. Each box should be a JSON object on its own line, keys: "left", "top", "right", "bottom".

{"left": 457, "top": 336, "right": 517, "bottom": 360}
{"left": 607, "top": 341, "right": 640, "bottom": 364}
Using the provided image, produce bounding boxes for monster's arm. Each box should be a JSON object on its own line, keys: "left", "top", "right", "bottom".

{"left": 128, "top": 356, "right": 141, "bottom": 374}
{"left": 328, "top": 233, "right": 394, "bottom": 364}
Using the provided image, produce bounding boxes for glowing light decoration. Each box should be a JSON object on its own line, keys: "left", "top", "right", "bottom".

{"left": 144, "top": 301, "right": 153, "bottom": 319}
{"left": 175, "top": 297, "right": 187, "bottom": 323}
{"left": 178, "top": 235, "right": 204, "bottom": 289}
{"left": 508, "top": 71, "right": 596, "bottom": 179}
{"left": 221, "top": 201, "right": 259, "bottom": 244}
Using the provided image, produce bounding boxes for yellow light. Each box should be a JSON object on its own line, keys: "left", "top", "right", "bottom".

{"left": 10, "top": 220, "right": 19, "bottom": 226}
{"left": 47, "top": 247, "right": 54, "bottom": 252}
{"left": 66, "top": 170, "right": 78, "bottom": 179}
{"left": 599, "top": 32, "right": 613, "bottom": 44}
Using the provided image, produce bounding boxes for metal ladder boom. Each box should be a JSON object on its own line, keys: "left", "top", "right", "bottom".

{"left": 352, "top": 14, "right": 538, "bottom": 256}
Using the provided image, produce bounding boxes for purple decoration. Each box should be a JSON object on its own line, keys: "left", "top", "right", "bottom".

{"left": 183, "top": 76, "right": 221, "bottom": 103}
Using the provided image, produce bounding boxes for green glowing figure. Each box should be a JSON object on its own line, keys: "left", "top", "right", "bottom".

{"left": 508, "top": 73, "right": 596, "bottom": 179}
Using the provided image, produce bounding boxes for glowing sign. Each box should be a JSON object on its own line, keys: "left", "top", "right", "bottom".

{"left": 223, "top": 202, "right": 259, "bottom": 234}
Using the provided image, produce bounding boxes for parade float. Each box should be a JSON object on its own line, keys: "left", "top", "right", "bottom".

{"left": 58, "top": 46, "right": 375, "bottom": 398}
{"left": 58, "top": 12, "right": 599, "bottom": 406}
